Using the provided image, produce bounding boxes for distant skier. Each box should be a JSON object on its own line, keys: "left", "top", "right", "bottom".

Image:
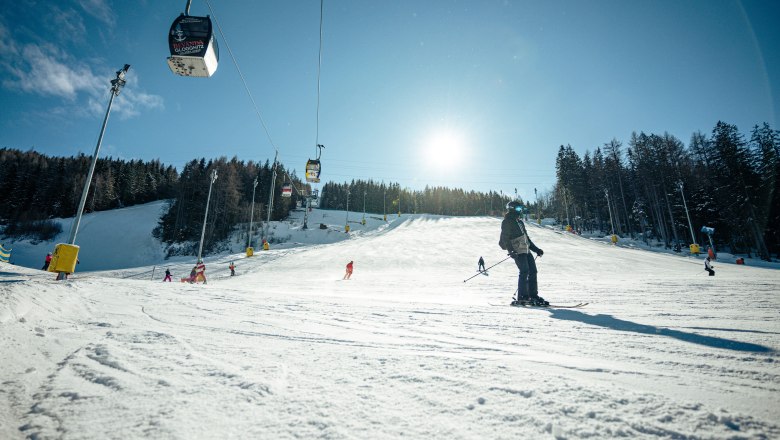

{"left": 229, "top": 262, "right": 236, "bottom": 276}
{"left": 705, "top": 256, "right": 715, "bottom": 276}
{"left": 42, "top": 252, "right": 52, "bottom": 271}
{"left": 344, "top": 261, "right": 354, "bottom": 280}
{"left": 499, "top": 201, "right": 547, "bottom": 306}
{"left": 478, "top": 256, "right": 486, "bottom": 273}
{"left": 195, "top": 261, "right": 207, "bottom": 284}
{"left": 163, "top": 268, "right": 172, "bottom": 282}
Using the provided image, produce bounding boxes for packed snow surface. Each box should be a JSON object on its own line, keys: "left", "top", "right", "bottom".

{"left": 1, "top": 204, "right": 779, "bottom": 439}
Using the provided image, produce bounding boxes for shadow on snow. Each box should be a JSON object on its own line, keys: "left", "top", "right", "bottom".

{"left": 547, "top": 309, "right": 774, "bottom": 353}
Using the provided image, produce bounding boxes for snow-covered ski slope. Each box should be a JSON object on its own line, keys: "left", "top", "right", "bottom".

{"left": 2, "top": 212, "right": 779, "bottom": 439}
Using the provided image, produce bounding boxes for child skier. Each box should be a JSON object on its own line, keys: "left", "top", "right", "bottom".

{"left": 182, "top": 266, "right": 197, "bottom": 283}
{"left": 195, "top": 261, "right": 207, "bottom": 284}
{"left": 42, "top": 252, "right": 52, "bottom": 271}
{"left": 229, "top": 262, "right": 235, "bottom": 276}
{"left": 478, "top": 256, "right": 486, "bottom": 273}
{"left": 344, "top": 261, "right": 354, "bottom": 280}
{"left": 705, "top": 256, "right": 715, "bottom": 276}
{"left": 163, "top": 268, "right": 172, "bottom": 282}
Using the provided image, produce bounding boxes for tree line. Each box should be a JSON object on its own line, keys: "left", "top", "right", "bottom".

{"left": 0, "top": 148, "right": 178, "bottom": 238}
{"left": 320, "top": 180, "right": 512, "bottom": 217}
{"left": 0, "top": 149, "right": 306, "bottom": 254}
{"left": 154, "top": 157, "right": 304, "bottom": 255}
{"left": 1, "top": 148, "right": 518, "bottom": 257}
{"left": 550, "top": 121, "right": 779, "bottom": 260}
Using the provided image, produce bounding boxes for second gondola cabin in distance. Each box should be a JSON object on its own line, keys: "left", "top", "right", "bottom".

{"left": 166, "top": 1, "right": 219, "bottom": 78}
{"left": 305, "top": 160, "right": 321, "bottom": 183}
{"left": 305, "top": 144, "right": 324, "bottom": 183}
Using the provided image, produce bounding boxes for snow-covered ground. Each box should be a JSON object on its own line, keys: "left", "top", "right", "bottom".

{"left": 1, "top": 203, "right": 779, "bottom": 439}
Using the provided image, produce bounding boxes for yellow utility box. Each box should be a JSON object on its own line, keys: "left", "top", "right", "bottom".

{"left": 263, "top": 241, "right": 270, "bottom": 251}
{"left": 246, "top": 247, "right": 254, "bottom": 257}
{"left": 566, "top": 225, "right": 572, "bottom": 232}
{"left": 689, "top": 243, "right": 700, "bottom": 255}
{"left": 610, "top": 234, "right": 618, "bottom": 244}
{"left": 48, "top": 243, "right": 80, "bottom": 273}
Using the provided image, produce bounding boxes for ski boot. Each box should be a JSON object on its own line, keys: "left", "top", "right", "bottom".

{"left": 529, "top": 295, "right": 549, "bottom": 306}
{"left": 511, "top": 296, "right": 532, "bottom": 306}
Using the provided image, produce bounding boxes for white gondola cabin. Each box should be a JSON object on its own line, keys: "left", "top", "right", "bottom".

{"left": 167, "top": 14, "right": 219, "bottom": 77}
{"left": 281, "top": 184, "right": 292, "bottom": 198}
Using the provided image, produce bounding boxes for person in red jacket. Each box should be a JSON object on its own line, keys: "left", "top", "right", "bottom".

{"left": 42, "top": 252, "right": 52, "bottom": 271}
{"left": 343, "top": 261, "right": 354, "bottom": 280}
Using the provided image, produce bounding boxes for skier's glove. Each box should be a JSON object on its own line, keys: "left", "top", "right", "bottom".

{"left": 508, "top": 250, "right": 518, "bottom": 258}
{"left": 536, "top": 249, "right": 544, "bottom": 257}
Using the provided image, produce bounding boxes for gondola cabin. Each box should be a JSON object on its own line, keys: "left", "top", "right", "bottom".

{"left": 281, "top": 184, "right": 292, "bottom": 198}
{"left": 167, "top": 14, "right": 219, "bottom": 77}
{"left": 305, "top": 159, "right": 321, "bottom": 183}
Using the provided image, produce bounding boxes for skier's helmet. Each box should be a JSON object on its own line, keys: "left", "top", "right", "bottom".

{"left": 506, "top": 200, "right": 523, "bottom": 213}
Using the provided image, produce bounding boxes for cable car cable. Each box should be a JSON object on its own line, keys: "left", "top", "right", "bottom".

{"left": 202, "top": 1, "right": 317, "bottom": 202}
{"left": 315, "top": 0, "right": 324, "bottom": 150}
{"left": 203, "top": 0, "right": 279, "bottom": 159}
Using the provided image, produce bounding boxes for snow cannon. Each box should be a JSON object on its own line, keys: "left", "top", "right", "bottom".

{"left": 246, "top": 247, "right": 254, "bottom": 257}
{"left": 48, "top": 243, "right": 80, "bottom": 274}
{"left": 610, "top": 234, "right": 618, "bottom": 244}
{"left": 262, "top": 241, "right": 270, "bottom": 251}
{"left": 689, "top": 243, "right": 700, "bottom": 255}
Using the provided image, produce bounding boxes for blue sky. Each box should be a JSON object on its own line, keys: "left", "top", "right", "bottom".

{"left": 1, "top": 0, "right": 778, "bottom": 203}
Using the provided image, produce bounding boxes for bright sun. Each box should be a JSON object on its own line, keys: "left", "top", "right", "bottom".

{"left": 422, "top": 130, "right": 466, "bottom": 170}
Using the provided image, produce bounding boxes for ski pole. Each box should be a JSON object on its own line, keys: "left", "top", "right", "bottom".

{"left": 463, "top": 255, "right": 512, "bottom": 283}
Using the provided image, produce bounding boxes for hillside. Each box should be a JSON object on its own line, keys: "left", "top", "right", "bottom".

{"left": 1, "top": 208, "right": 779, "bottom": 439}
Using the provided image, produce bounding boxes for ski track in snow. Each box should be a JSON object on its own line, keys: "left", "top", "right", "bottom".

{"left": 2, "top": 210, "right": 780, "bottom": 439}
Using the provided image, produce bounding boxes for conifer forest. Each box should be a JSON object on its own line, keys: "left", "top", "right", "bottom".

{"left": 551, "top": 121, "right": 779, "bottom": 260}
{"left": 1, "top": 119, "right": 778, "bottom": 259}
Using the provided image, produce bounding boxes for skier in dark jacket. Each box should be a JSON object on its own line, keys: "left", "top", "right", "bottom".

{"left": 500, "top": 201, "right": 547, "bottom": 305}
{"left": 704, "top": 256, "right": 715, "bottom": 276}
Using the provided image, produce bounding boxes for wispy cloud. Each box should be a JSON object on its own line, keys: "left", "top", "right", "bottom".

{"left": 77, "top": 0, "right": 116, "bottom": 28}
{"left": 1, "top": 38, "right": 164, "bottom": 119}
{"left": 113, "top": 73, "right": 166, "bottom": 119}
{"left": 3, "top": 43, "right": 101, "bottom": 99}
{"left": 48, "top": 6, "right": 88, "bottom": 42}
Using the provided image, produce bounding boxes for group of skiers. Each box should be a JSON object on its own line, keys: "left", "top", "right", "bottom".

{"left": 36, "top": 201, "right": 722, "bottom": 294}
{"left": 158, "top": 260, "right": 237, "bottom": 283}
{"left": 162, "top": 259, "right": 355, "bottom": 282}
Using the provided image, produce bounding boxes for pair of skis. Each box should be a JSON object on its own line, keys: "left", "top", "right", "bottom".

{"left": 465, "top": 258, "right": 587, "bottom": 308}
{"left": 490, "top": 302, "right": 589, "bottom": 309}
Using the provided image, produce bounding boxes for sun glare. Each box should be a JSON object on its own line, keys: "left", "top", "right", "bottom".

{"left": 422, "top": 130, "right": 466, "bottom": 171}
